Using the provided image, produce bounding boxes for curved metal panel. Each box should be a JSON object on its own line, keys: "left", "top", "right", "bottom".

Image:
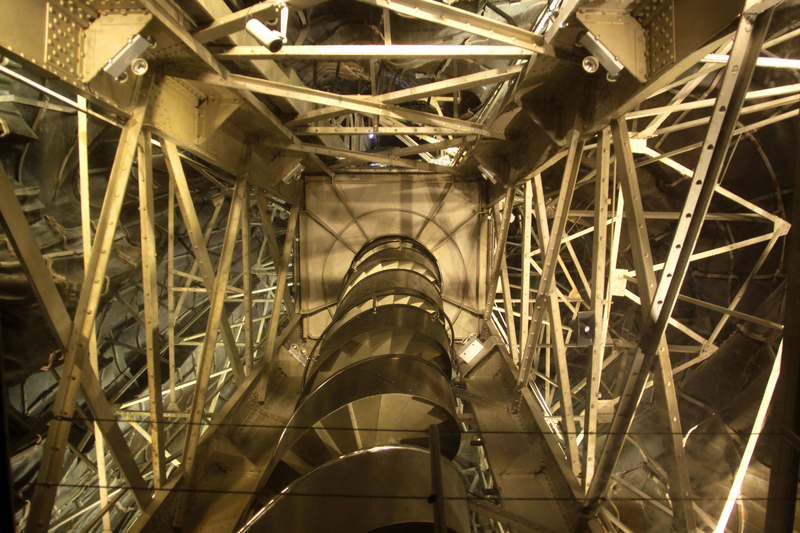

{"left": 340, "top": 247, "right": 442, "bottom": 300}
{"left": 266, "top": 355, "right": 460, "bottom": 480}
{"left": 335, "top": 269, "right": 444, "bottom": 322}
{"left": 243, "top": 447, "right": 470, "bottom": 533}
{"left": 304, "top": 304, "right": 453, "bottom": 395}
{"left": 350, "top": 234, "right": 443, "bottom": 284}
{"left": 257, "top": 236, "right": 466, "bottom": 533}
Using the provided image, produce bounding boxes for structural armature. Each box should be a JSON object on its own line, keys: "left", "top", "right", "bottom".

{"left": 0, "top": 1, "right": 797, "bottom": 533}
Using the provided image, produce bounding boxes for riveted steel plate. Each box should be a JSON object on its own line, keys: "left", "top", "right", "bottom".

{"left": 301, "top": 178, "right": 486, "bottom": 340}
{"left": 46, "top": 1, "right": 85, "bottom": 77}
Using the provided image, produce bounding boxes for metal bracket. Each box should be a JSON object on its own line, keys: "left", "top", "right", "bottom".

{"left": 83, "top": 13, "right": 152, "bottom": 82}
{"left": 577, "top": 9, "right": 648, "bottom": 82}
{"left": 288, "top": 343, "right": 308, "bottom": 366}
{"left": 196, "top": 98, "right": 243, "bottom": 143}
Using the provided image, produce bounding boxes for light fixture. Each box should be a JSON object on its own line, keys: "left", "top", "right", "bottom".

{"left": 245, "top": 3, "right": 289, "bottom": 53}
{"left": 281, "top": 163, "right": 305, "bottom": 183}
{"left": 579, "top": 31, "right": 624, "bottom": 80}
{"left": 477, "top": 164, "right": 497, "bottom": 184}
{"left": 104, "top": 34, "right": 155, "bottom": 81}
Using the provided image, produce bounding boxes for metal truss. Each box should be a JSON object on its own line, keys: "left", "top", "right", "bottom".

{"left": 0, "top": 78, "right": 301, "bottom": 533}
{"left": 0, "top": 0, "right": 796, "bottom": 532}
{"left": 484, "top": 5, "right": 795, "bottom": 532}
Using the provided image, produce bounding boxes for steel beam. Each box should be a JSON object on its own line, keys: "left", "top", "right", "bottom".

{"left": 137, "top": 130, "right": 166, "bottom": 489}
{"left": 21, "top": 79, "right": 153, "bottom": 533}
{"left": 286, "top": 65, "right": 523, "bottom": 127}
{"left": 381, "top": 137, "right": 475, "bottom": 158}
{"left": 632, "top": 41, "right": 733, "bottom": 139}
{"left": 530, "top": 173, "right": 581, "bottom": 478}
{"left": 602, "top": 118, "right": 696, "bottom": 532}
{"left": 255, "top": 192, "right": 297, "bottom": 320}
{"left": 627, "top": 81, "right": 800, "bottom": 121}
{"left": 516, "top": 127, "right": 585, "bottom": 395}
{"left": 175, "top": 71, "right": 492, "bottom": 136}
{"left": 167, "top": 171, "right": 177, "bottom": 404}
{"left": 172, "top": 196, "right": 225, "bottom": 324}
{"left": 77, "top": 95, "right": 112, "bottom": 533}
{"left": 584, "top": 12, "right": 773, "bottom": 521}
{"left": 215, "top": 45, "right": 533, "bottom": 60}
{"left": 485, "top": 187, "right": 516, "bottom": 316}
{"left": 353, "top": 0, "right": 546, "bottom": 53}
{"left": 716, "top": 342, "right": 783, "bottom": 532}
{"left": 242, "top": 183, "right": 254, "bottom": 374}
{"left": 582, "top": 127, "right": 610, "bottom": 490}
{"left": 294, "top": 126, "right": 486, "bottom": 137}
{"left": 498, "top": 235, "right": 519, "bottom": 364}
{"left": 265, "top": 204, "right": 300, "bottom": 367}
{"left": 179, "top": 175, "right": 246, "bottom": 504}
{"left": 520, "top": 182, "right": 533, "bottom": 357}
{"left": 262, "top": 141, "right": 454, "bottom": 173}
{"left": 162, "top": 140, "right": 246, "bottom": 384}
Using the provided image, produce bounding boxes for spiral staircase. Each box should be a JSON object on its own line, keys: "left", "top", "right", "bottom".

{"left": 243, "top": 235, "right": 469, "bottom": 533}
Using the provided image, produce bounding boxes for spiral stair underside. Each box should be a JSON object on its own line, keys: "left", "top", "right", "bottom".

{"left": 252, "top": 236, "right": 466, "bottom": 532}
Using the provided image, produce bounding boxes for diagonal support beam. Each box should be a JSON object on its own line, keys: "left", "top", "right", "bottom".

{"left": 519, "top": 181, "right": 533, "bottom": 353}
{"left": 255, "top": 192, "right": 297, "bottom": 320}
{"left": 137, "top": 130, "right": 166, "bottom": 489}
{"left": 606, "top": 118, "right": 696, "bottom": 532}
{"left": 286, "top": 64, "right": 523, "bottom": 127}
{"left": 353, "top": 0, "right": 547, "bottom": 53}
{"left": 530, "top": 173, "right": 581, "bottom": 478}
{"left": 162, "top": 140, "right": 246, "bottom": 384}
{"left": 21, "top": 80, "right": 153, "bottom": 533}
{"left": 516, "top": 126, "right": 584, "bottom": 398}
{"left": 582, "top": 126, "right": 611, "bottom": 490}
{"left": 179, "top": 175, "right": 247, "bottom": 496}
{"left": 0, "top": 169, "right": 152, "bottom": 525}
{"left": 485, "top": 186, "right": 516, "bottom": 316}
{"left": 262, "top": 141, "right": 454, "bottom": 173}
{"left": 242, "top": 182, "right": 254, "bottom": 374}
{"left": 584, "top": 11, "right": 773, "bottom": 519}
{"left": 264, "top": 204, "right": 300, "bottom": 369}
{"left": 77, "top": 95, "right": 113, "bottom": 533}
{"left": 172, "top": 71, "right": 492, "bottom": 136}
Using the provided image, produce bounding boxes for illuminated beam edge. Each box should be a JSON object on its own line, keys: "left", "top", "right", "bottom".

{"left": 213, "top": 45, "right": 534, "bottom": 60}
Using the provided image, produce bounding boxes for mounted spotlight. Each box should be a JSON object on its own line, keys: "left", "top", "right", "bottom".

{"left": 477, "top": 164, "right": 497, "bottom": 184}
{"left": 281, "top": 163, "right": 305, "bottom": 183}
{"left": 245, "top": 3, "right": 289, "bottom": 53}
{"left": 579, "top": 31, "right": 624, "bottom": 81}
{"left": 569, "top": 310, "right": 595, "bottom": 347}
{"left": 103, "top": 34, "right": 155, "bottom": 82}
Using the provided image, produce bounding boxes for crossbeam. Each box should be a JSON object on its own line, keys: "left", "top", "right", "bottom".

{"left": 286, "top": 64, "right": 523, "bottom": 127}
{"left": 173, "top": 71, "right": 491, "bottom": 135}
{"left": 214, "top": 44, "right": 533, "bottom": 60}
{"left": 354, "top": 0, "right": 547, "bottom": 53}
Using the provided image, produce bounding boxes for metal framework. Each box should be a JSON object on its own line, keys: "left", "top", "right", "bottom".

{"left": 0, "top": 0, "right": 796, "bottom": 532}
